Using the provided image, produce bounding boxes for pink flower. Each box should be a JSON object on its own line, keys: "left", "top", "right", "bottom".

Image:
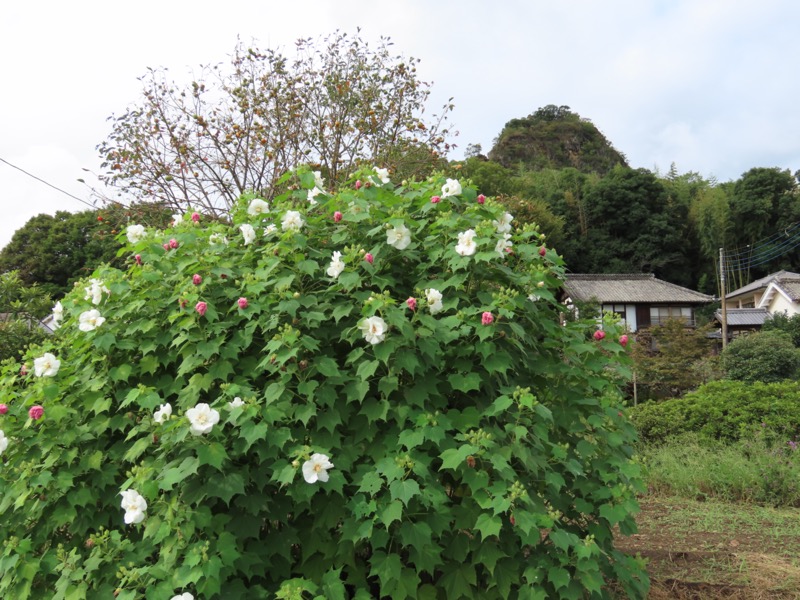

{"left": 355, "top": 180, "right": 362, "bottom": 190}
{"left": 0, "top": 404, "right": 7, "bottom": 415}
{"left": 539, "top": 246, "right": 546, "bottom": 257}
{"left": 620, "top": 334, "right": 629, "bottom": 347}
{"left": 163, "top": 243, "right": 170, "bottom": 251}
{"left": 477, "top": 194, "right": 486, "bottom": 204}
{"left": 191, "top": 212, "right": 200, "bottom": 222}
{"left": 29, "top": 405, "right": 44, "bottom": 420}
{"left": 364, "top": 253, "right": 374, "bottom": 264}
{"left": 430, "top": 195, "right": 441, "bottom": 204}
{"left": 195, "top": 301, "right": 208, "bottom": 316}
{"left": 169, "top": 238, "right": 179, "bottom": 249}
{"left": 192, "top": 274, "right": 202, "bottom": 285}
{"left": 20, "top": 365, "right": 28, "bottom": 376}
{"left": 134, "top": 254, "right": 142, "bottom": 265}
{"left": 333, "top": 211, "right": 343, "bottom": 222}
{"left": 481, "top": 311, "right": 494, "bottom": 325}
{"left": 593, "top": 330, "right": 605, "bottom": 341}
{"left": 406, "top": 297, "right": 417, "bottom": 311}
{"left": 238, "top": 297, "right": 248, "bottom": 309}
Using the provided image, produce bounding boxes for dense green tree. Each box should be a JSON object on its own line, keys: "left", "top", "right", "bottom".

{"left": 727, "top": 167, "right": 800, "bottom": 281}
{"left": 762, "top": 312, "right": 800, "bottom": 347}
{"left": 572, "top": 167, "right": 688, "bottom": 281}
{"left": 0, "top": 211, "right": 115, "bottom": 298}
{"left": 488, "top": 105, "right": 627, "bottom": 175}
{"left": 0, "top": 271, "right": 51, "bottom": 362}
{"left": 0, "top": 203, "right": 171, "bottom": 298}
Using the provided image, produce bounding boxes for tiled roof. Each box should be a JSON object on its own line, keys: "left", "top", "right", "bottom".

{"left": 773, "top": 280, "right": 800, "bottom": 302}
{"left": 714, "top": 307, "right": 769, "bottom": 326}
{"left": 563, "top": 273, "right": 713, "bottom": 304}
{"left": 726, "top": 270, "right": 800, "bottom": 299}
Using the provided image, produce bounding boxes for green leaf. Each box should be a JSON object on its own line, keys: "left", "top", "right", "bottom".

{"left": 474, "top": 513, "right": 502, "bottom": 540}
{"left": 379, "top": 500, "right": 403, "bottom": 527}
{"left": 197, "top": 442, "right": 228, "bottom": 470}
{"left": 389, "top": 479, "right": 420, "bottom": 506}
{"left": 356, "top": 359, "right": 380, "bottom": 381}
{"left": 448, "top": 372, "right": 481, "bottom": 393}
{"left": 206, "top": 472, "right": 246, "bottom": 505}
{"left": 548, "top": 566, "right": 570, "bottom": 590}
{"left": 316, "top": 357, "right": 340, "bottom": 377}
{"left": 159, "top": 456, "right": 200, "bottom": 490}
{"left": 439, "top": 445, "right": 479, "bottom": 471}
{"left": 357, "top": 471, "right": 384, "bottom": 495}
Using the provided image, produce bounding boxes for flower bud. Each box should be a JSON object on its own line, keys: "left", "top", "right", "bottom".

{"left": 333, "top": 211, "right": 343, "bottom": 222}
{"left": 406, "top": 297, "right": 417, "bottom": 311}
{"left": 169, "top": 238, "right": 179, "bottom": 249}
{"left": 238, "top": 297, "right": 248, "bottom": 309}
{"left": 29, "top": 405, "right": 44, "bottom": 420}
{"left": 620, "top": 334, "right": 629, "bottom": 347}
{"left": 195, "top": 301, "right": 208, "bottom": 316}
{"left": 477, "top": 194, "right": 486, "bottom": 204}
{"left": 364, "top": 253, "right": 374, "bottom": 264}
{"left": 355, "top": 180, "right": 362, "bottom": 190}
{"left": 0, "top": 404, "right": 7, "bottom": 415}
{"left": 430, "top": 195, "right": 441, "bottom": 204}
{"left": 192, "top": 274, "right": 202, "bottom": 285}
{"left": 539, "top": 246, "right": 546, "bottom": 257}
{"left": 191, "top": 212, "right": 200, "bottom": 222}
{"left": 593, "top": 330, "right": 605, "bottom": 341}
{"left": 134, "top": 254, "right": 142, "bottom": 265}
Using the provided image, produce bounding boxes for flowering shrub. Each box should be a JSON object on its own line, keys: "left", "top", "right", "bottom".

{"left": 0, "top": 168, "right": 646, "bottom": 598}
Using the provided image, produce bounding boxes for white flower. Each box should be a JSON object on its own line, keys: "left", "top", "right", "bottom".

{"left": 373, "top": 167, "right": 390, "bottom": 185}
{"left": 386, "top": 224, "right": 411, "bottom": 250}
{"left": 326, "top": 251, "right": 345, "bottom": 279}
{"left": 441, "top": 178, "right": 462, "bottom": 198}
{"left": 52, "top": 301, "right": 63, "bottom": 329}
{"left": 495, "top": 233, "right": 513, "bottom": 256}
{"left": 186, "top": 402, "right": 220, "bottom": 436}
{"left": 282, "top": 210, "right": 305, "bottom": 232}
{"left": 425, "top": 288, "right": 444, "bottom": 315}
{"left": 171, "top": 213, "right": 184, "bottom": 227}
{"left": 247, "top": 198, "right": 270, "bottom": 216}
{"left": 120, "top": 489, "right": 147, "bottom": 525}
{"left": 528, "top": 294, "right": 541, "bottom": 302}
{"left": 33, "top": 352, "right": 60, "bottom": 377}
{"left": 153, "top": 403, "right": 172, "bottom": 423}
{"left": 360, "top": 316, "right": 388, "bottom": 345}
{"left": 240, "top": 224, "right": 256, "bottom": 245}
{"left": 209, "top": 233, "right": 229, "bottom": 245}
{"left": 228, "top": 397, "right": 245, "bottom": 409}
{"left": 455, "top": 229, "right": 478, "bottom": 256}
{"left": 263, "top": 224, "right": 277, "bottom": 237}
{"left": 302, "top": 453, "right": 334, "bottom": 484}
{"left": 126, "top": 224, "right": 146, "bottom": 243}
{"left": 0, "top": 430, "right": 8, "bottom": 455}
{"left": 84, "top": 279, "right": 110, "bottom": 305}
{"left": 313, "top": 170, "right": 325, "bottom": 189}
{"left": 493, "top": 212, "right": 514, "bottom": 234}
{"left": 170, "top": 594, "right": 194, "bottom": 600}
{"left": 78, "top": 309, "right": 106, "bottom": 332}
{"left": 307, "top": 187, "right": 324, "bottom": 206}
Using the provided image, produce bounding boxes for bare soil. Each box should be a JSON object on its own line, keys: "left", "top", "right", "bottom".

{"left": 615, "top": 496, "right": 800, "bottom": 599}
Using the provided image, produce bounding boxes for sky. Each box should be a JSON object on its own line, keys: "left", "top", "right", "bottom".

{"left": 2, "top": 0, "right": 800, "bottom": 250}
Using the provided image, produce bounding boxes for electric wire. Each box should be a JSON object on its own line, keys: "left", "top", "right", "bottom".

{"left": 0, "top": 156, "right": 97, "bottom": 210}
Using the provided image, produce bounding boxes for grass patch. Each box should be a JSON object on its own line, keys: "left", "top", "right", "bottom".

{"left": 638, "top": 431, "right": 800, "bottom": 506}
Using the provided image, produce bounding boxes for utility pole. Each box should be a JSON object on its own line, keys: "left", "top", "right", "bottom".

{"left": 720, "top": 247, "right": 728, "bottom": 350}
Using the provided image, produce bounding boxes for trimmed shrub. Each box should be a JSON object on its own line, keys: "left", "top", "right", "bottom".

{"left": 0, "top": 168, "right": 647, "bottom": 599}
{"left": 630, "top": 379, "right": 800, "bottom": 444}
{"left": 721, "top": 330, "right": 800, "bottom": 383}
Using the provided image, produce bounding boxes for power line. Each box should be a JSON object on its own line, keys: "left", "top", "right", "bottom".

{"left": 0, "top": 156, "right": 97, "bottom": 210}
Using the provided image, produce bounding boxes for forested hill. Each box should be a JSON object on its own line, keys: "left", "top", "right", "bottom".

{"left": 488, "top": 105, "right": 628, "bottom": 175}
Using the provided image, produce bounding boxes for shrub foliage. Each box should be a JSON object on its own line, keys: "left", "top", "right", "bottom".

{"left": 0, "top": 168, "right": 646, "bottom": 598}
{"left": 630, "top": 379, "right": 800, "bottom": 444}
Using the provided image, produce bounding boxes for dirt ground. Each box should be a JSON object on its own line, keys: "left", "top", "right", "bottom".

{"left": 615, "top": 496, "right": 800, "bottom": 599}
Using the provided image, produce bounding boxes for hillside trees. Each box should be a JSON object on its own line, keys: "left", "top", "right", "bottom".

{"left": 488, "top": 105, "right": 627, "bottom": 175}
{"left": 97, "top": 32, "right": 455, "bottom": 216}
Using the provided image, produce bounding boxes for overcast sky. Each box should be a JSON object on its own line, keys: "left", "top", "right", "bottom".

{"left": 2, "top": 0, "right": 800, "bottom": 250}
